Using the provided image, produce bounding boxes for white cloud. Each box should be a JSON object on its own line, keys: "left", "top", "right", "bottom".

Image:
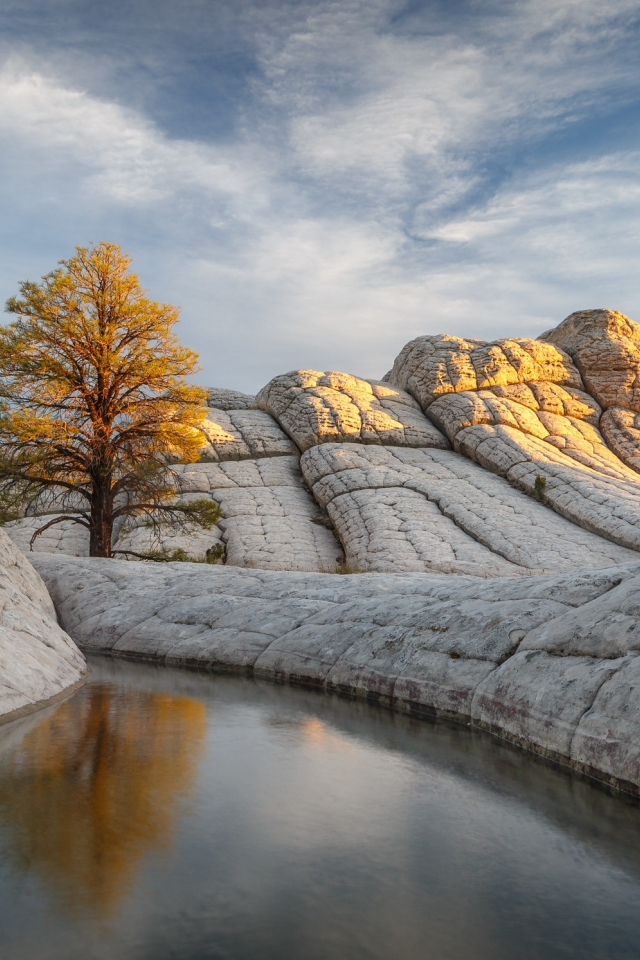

{"left": 0, "top": 0, "right": 640, "bottom": 391}
{"left": 0, "top": 61, "right": 263, "bottom": 207}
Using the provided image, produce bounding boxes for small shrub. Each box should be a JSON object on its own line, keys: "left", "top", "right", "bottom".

{"left": 114, "top": 543, "right": 225, "bottom": 564}
{"left": 205, "top": 543, "right": 225, "bottom": 564}
{"left": 534, "top": 474, "right": 547, "bottom": 499}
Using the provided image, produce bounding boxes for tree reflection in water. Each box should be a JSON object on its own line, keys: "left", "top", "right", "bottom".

{"left": 0, "top": 682, "right": 206, "bottom": 918}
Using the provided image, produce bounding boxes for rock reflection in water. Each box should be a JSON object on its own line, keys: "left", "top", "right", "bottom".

{"left": 0, "top": 682, "right": 205, "bottom": 917}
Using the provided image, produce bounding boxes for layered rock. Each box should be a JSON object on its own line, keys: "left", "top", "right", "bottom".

{"left": 256, "top": 370, "right": 449, "bottom": 451}
{"left": 206, "top": 387, "right": 256, "bottom": 410}
{"left": 540, "top": 309, "right": 640, "bottom": 474}
{"left": 301, "top": 444, "right": 638, "bottom": 574}
{"left": 4, "top": 514, "right": 89, "bottom": 557}
{"left": 197, "top": 407, "right": 297, "bottom": 462}
{"left": 31, "top": 555, "right": 640, "bottom": 795}
{"left": 170, "top": 457, "right": 341, "bottom": 570}
{"left": 387, "top": 326, "right": 640, "bottom": 552}
{"left": 5, "top": 309, "right": 640, "bottom": 576}
{"left": 0, "top": 529, "right": 87, "bottom": 723}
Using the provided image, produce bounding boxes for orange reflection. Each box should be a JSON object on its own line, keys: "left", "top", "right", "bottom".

{"left": 300, "top": 716, "right": 354, "bottom": 754}
{"left": 0, "top": 683, "right": 206, "bottom": 919}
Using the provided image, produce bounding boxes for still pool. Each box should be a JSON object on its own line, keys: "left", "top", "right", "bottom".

{"left": 1, "top": 656, "right": 640, "bottom": 960}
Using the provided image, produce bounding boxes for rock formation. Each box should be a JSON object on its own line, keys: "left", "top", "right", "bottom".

{"left": 256, "top": 370, "right": 449, "bottom": 451}
{"left": 31, "top": 555, "right": 640, "bottom": 796}
{"left": 8, "top": 309, "right": 640, "bottom": 573}
{"left": 0, "top": 529, "right": 86, "bottom": 723}
{"left": 4, "top": 307, "right": 640, "bottom": 793}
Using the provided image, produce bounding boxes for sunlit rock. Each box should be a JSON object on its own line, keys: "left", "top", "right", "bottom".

{"left": 256, "top": 369, "right": 449, "bottom": 451}
{"left": 541, "top": 309, "right": 640, "bottom": 474}
{"left": 197, "top": 408, "right": 297, "bottom": 461}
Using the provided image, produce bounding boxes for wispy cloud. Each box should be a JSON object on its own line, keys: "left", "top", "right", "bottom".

{"left": 0, "top": 0, "right": 639, "bottom": 390}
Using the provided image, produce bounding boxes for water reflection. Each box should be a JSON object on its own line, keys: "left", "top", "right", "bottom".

{"left": 0, "top": 682, "right": 205, "bottom": 918}
{"left": 1, "top": 659, "right": 640, "bottom": 960}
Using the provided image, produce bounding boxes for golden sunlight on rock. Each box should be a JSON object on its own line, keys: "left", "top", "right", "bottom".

{"left": 0, "top": 684, "right": 206, "bottom": 918}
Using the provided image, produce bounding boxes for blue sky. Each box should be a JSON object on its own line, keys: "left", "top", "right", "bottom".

{"left": 1, "top": 0, "right": 640, "bottom": 391}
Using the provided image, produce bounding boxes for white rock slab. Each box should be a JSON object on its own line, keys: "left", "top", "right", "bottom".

{"left": 207, "top": 387, "right": 257, "bottom": 410}
{"left": 173, "top": 457, "right": 341, "bottom": 571}
{"left": 198, "top": 408, "right": 297, "bottom": 461}
{"left": 4, "top": 515, "right": 89, "bottom": 557}
{"left": 301, "top": 444, "right": 638, "bottom": 574}
{"left": 0, "top": 530, "right": 87, "bottom": 723}
{"left": 31, "top": 555, "right": 640, "bottom": 793}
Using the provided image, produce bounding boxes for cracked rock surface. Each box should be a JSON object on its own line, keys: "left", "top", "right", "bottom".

{"left": 540, "top": 309, "right": 640, "bottom": 475}
{"left": 301, "top": 444, "right": 639, "bottom": 574}
{"left": 386, "top": 319, "right": 640, "bottom": 553}
{"left": 171, "top": 458, "right": 341, "bottom": 570}
{"left": 197, "top": 407, "right": 297, "bottom": 461}
{"left": 256, "top": 370, "right": 449, "bottom": 451}
{"left": 31, "top": 555, "right": 640, "bottom": 795}
{"left": 206, "top": 387, "right": 257, "bottom": 410}
{"left": 5, "top": 309, "right": 640, "bottom": 577}
{"left": 4, "top": 514, "right": 90, "bottom": 557}
{"left": 0, "top": 530, "right": 86, "bottom": 723}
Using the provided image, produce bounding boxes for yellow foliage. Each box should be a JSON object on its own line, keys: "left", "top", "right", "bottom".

{"left": 0, "top": 683, "right": 206, "bottom": 919}
{"left": 0, "top": 242, "right": 211, "bottom": 555}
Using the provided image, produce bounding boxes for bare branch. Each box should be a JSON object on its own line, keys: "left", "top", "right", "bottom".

{"left": 28, "top": 513, "right": 91, "bottom": 551}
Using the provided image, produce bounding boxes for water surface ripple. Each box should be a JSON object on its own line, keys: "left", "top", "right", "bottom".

{"left": 1, "top": 656, "right": 639, "bottom": 960}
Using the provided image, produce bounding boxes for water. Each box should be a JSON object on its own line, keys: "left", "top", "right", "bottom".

{"left": 1, "top": 658, "right": 640, "bottom": 960}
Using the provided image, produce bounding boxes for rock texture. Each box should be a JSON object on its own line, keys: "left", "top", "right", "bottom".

{"left": 0, "top": 529, "right": 86, "bottom": 723}
{"left": 387, "top": 324, "right": 640, "bottom": 553}
{"left": 197, "top": 408, "right": 297, "bottom": 462}
{"left": 301, "top": 444, "right": 638, "bottom": 575}
{"left": 256, "top": 370, "right": 449, "bottom": 451}
{"left": 206, "top": 387, "right": 257, "bottom": 410}
{"left": 4, "top": 515, "right": 89, "bottom": 557}
{"left": 32, "top": 555, "right": 640, "bottom": 795}
{"left": 171, "top": 457, "right": 341, "bottom": 570}
{"left": 5, "top": 309, "right": 640, "bottom": 576}
{"left": 540, "top": 309, "right": 640, "bottom": 474}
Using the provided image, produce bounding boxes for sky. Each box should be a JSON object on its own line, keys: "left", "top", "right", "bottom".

{"left": 1, "top": 0, "right": 640, "bottom": 391}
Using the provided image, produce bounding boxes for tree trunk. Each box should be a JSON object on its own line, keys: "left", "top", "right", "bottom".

{"left": 90, "top": 479, "right": 113, "bottom": 558}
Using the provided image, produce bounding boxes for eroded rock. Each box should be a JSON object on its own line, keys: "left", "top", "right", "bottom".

{"left": 301, "top": 444, "right": 639, "bottom": 574}
{"left": 197, "top": 408, "right": 297, "bottom": 461}
{"left": 207, "top": 387, "right": 256, "bottom": 410}
{"left": 30, "top": 555, "right": 640, "bottom": 794}
{"left": 171, "top": 457, "right": 341, "bottom": 571}
{"left": 256, "top": 370, "right": 449, "bottom": 451}
{"left": 0, "top": 529, "right": 86, "bottom": 723}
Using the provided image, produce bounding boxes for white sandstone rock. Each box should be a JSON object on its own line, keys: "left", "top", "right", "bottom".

{"left": 207, "top": 387, "right": 257, "bottom": 409}
{"left": 172, "top": 457, "right": 341, "bottom": 571}
{"left": 256, "top": 369, "right": 449, "bottom": 451}
{"left": 0, "top": 529, "right": 86, "bottom": 723}
{"left": 4, "top": 514, "right": 90, "bottom": 557}
{"left": 197, "top": 408, "right": 297, "bottom": 461}
{"left": 30, "top": 555, "right": 640, "bottom": 793}
{"left": 301, "top": 444, "right": 639, "bottom": 573}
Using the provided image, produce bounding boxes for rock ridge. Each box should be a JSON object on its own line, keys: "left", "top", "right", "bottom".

{"left": 31, "top": 555, "right": 640, "bottom": 797}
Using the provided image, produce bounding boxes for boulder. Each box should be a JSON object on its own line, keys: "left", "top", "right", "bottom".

{"left": 0, "top": 529, "right": 86, "bottom": 723}
{"left": 256, "top": 370, "right": 449, "bottom": 451}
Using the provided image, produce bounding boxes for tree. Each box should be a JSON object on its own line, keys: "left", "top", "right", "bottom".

{"left": 0, "top": 242, "right": 220, "bottom": 557}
